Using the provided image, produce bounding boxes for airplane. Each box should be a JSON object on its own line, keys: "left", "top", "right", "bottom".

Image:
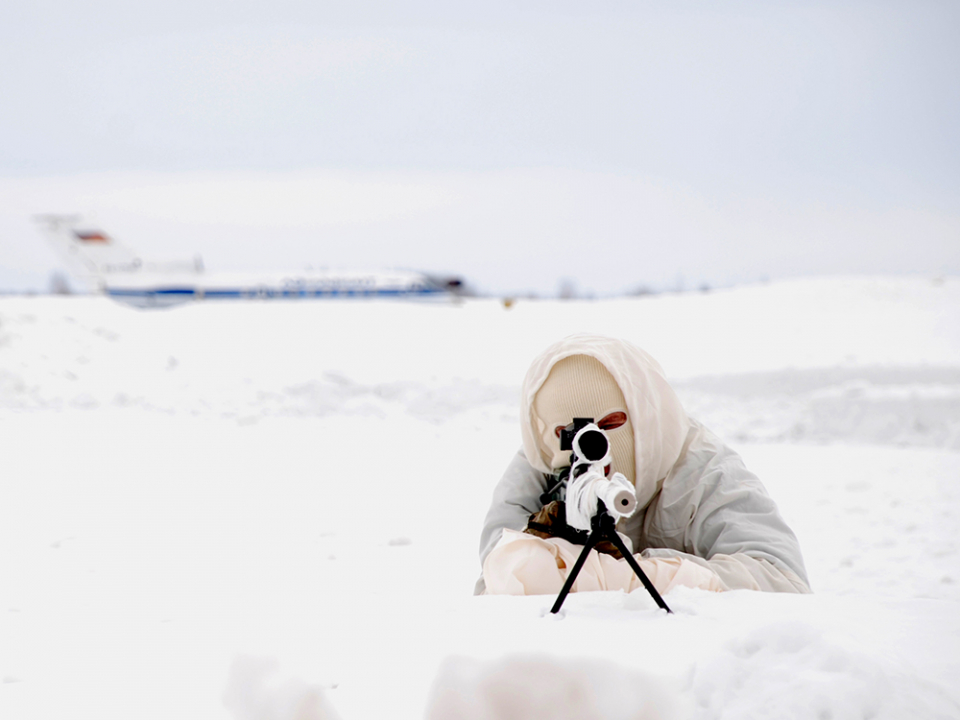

{"left": 34, "top": 215, "right": 464, "bottom": 308}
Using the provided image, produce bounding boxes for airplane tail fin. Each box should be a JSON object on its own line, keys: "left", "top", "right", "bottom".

{"left": 34, "top": 215, "right": 202, "bottom": 281}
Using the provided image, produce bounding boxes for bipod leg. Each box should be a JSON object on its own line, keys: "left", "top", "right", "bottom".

{"left": 603, "top": 529, "right": 672, "bottom": 614}
{"left": 549, "top": 529, "right": 602, "bottom": 614}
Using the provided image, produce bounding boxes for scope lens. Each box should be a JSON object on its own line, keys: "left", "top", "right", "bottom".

{"left": 577, "top": 429, "right": 608, "bottom": 462}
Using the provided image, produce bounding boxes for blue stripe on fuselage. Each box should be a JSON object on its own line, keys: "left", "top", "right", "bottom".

{"left": 106, "top": 286, "right": 446, "bottom": 302}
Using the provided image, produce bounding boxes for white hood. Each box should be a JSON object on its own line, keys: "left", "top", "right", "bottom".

{"left": 520, "top": 334, "right": 690, "bottom": 509}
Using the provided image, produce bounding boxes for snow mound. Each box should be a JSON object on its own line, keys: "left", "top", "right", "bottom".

{"left": 223, "top": 655, "right": 341, "bottom": 720}
{"left": 675, "top": 366, "right": 960, "bottom": 450}
{"left": 425, "top": 654, "right": 686, "bottom": 720}
{"left": 685, "top": 621, "right": 960, "bottom": 719}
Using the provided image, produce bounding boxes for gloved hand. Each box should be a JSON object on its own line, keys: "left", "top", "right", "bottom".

{"left": 524, "top": 501, "right": 625, "bottom": 558}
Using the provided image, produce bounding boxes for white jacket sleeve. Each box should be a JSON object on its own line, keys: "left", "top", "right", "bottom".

{"left": 475, "top": 450, "right": 549, "bottom": 594}
{"left": 641, "top": 422, "right": 811, "bottom": 593}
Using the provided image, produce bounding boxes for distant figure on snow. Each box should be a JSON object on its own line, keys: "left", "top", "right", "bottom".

{"left": 476, "top": 334, "right": 811, "bottom": 596}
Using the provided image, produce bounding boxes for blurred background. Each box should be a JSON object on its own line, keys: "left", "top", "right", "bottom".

{"left": 1, "top": 0, "right": 958, "bottom": 297}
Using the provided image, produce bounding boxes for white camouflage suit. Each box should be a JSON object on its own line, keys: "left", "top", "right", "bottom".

{"left": 477, "top": 334, "right": 811, "bottom": 596}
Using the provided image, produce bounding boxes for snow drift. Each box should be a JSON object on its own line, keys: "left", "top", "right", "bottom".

{"left": 0, "top": 276, "right": 957, "bottom": 720}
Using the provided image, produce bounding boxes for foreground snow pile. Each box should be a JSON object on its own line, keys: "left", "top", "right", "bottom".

{"left": 685, "top": 618, "right": 959, "bottom": 719}
{"left": 1, "top": 276, "right": 958, "bottom": 720}
{"left": 425, "top": 625, "right": 960, "bottom": 720}
{"left": 427, "top": 655, "right": 684, "bottom": 720}
{"left": 224, "top": 656, "right": 342, "bottom": 720}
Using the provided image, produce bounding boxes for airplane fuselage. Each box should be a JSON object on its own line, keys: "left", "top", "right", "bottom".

{"left": 102, "top": 271, "right": 452, "bottom": 307}
{"left": 34, "top": 215, "right": 462, "bottom": 308}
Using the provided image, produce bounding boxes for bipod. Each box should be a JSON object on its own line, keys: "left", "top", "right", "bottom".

{"left": 549, "top": 502, "right": 672, "bottom": 615}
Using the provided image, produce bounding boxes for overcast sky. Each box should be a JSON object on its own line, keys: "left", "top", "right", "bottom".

{"left": 1, "top": 1, "right": 958, "bottom": 295}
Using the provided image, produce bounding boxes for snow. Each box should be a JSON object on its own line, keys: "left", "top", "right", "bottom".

{"left": 1, "top": 276, "right": 958, "bottom": 719}
{"left": 224, "top": 655, "right": 342, "bottom": 720}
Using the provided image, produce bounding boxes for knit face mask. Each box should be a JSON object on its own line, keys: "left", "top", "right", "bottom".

{"left": 532, "top": 354, "right": 636, "bottom": 487}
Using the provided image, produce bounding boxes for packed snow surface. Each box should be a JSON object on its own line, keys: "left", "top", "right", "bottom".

{"left": 1, "top": 276, "right": 958, "bottom": 719}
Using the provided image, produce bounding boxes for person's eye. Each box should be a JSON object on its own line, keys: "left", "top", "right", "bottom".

{"left": 598, "top": 411, "right": 627, "bottom": 430}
